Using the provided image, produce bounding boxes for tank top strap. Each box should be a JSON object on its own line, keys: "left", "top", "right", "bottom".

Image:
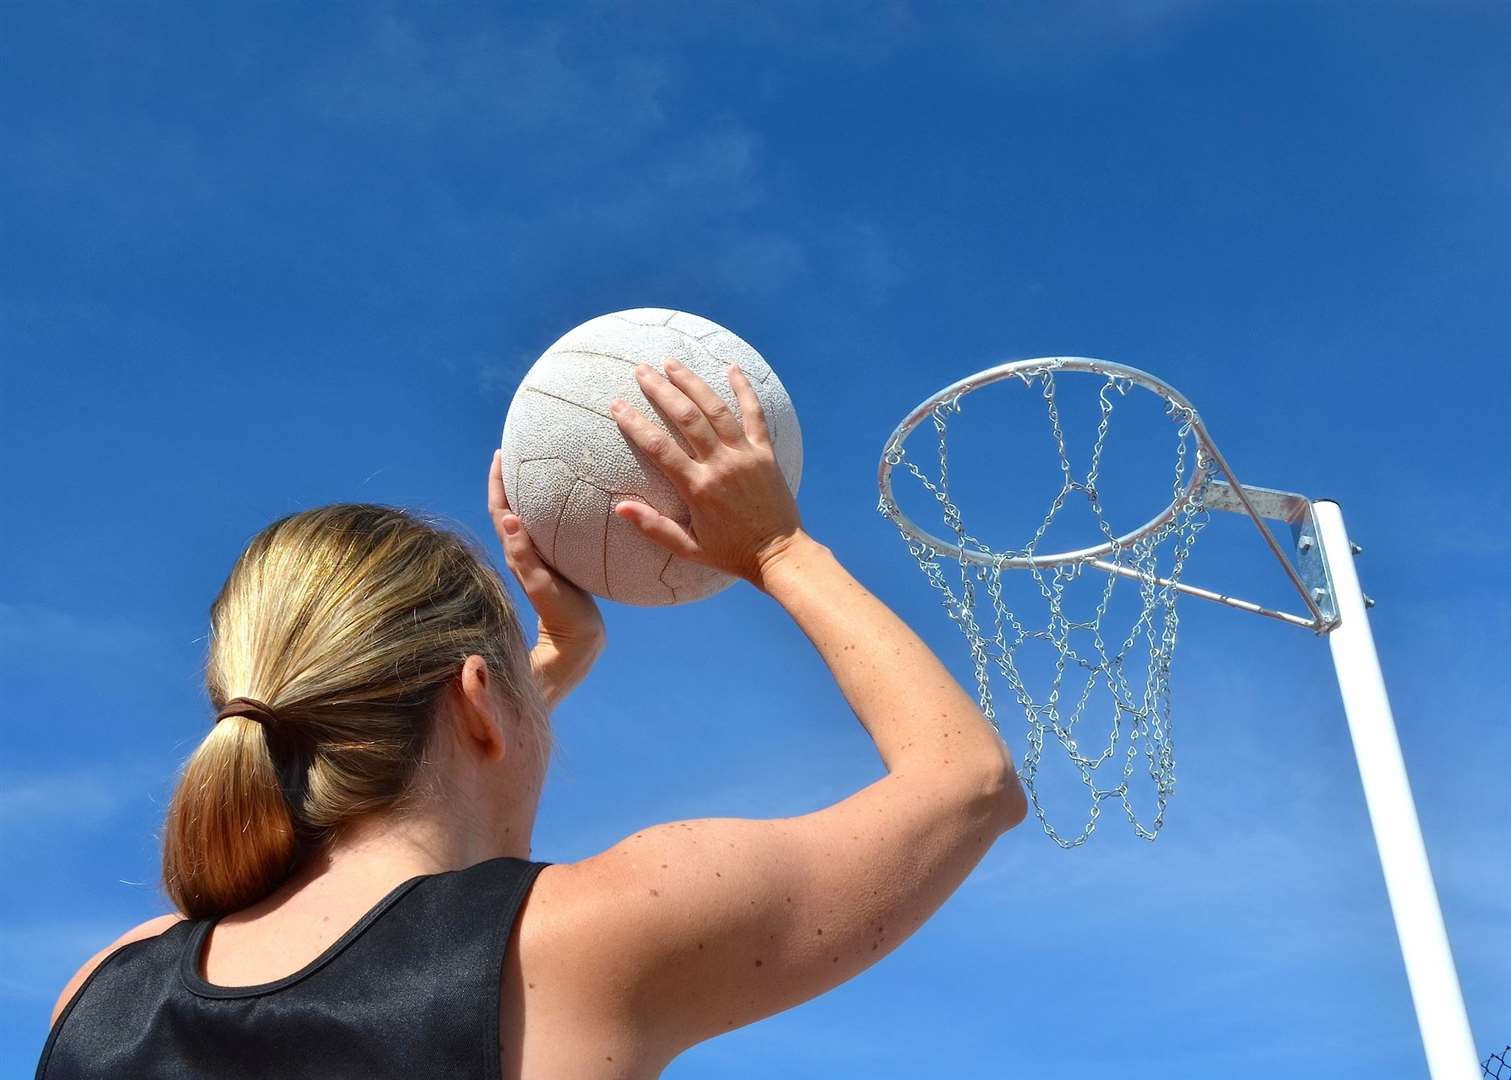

{"left": 352, "top": 854, "right": 550, "bottom": 1003}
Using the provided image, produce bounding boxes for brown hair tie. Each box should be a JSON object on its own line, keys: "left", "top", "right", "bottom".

{"left": 216, "top": 696, "right": 281, "bottom": 729}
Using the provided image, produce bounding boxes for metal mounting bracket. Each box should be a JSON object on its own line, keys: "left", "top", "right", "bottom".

{"left": 1203, "top": 481, "right": 1339, "bottom": 632}
{"left": 1083, "top": 481, "right": 1339, "bottom": 633}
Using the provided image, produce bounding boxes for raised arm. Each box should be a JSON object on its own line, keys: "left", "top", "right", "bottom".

{"left": 540, "top": 359, "right": 1026, "bottom": 1064}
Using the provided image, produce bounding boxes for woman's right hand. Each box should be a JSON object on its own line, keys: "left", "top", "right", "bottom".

{"left": 609, "top": 359, "right": 806, "bottom": 589}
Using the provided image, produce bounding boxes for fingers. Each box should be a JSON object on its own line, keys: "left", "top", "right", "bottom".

{"left": 610, "top": 395, "right": 697, "bottom": 490}
{"left": 661, "top": 359, "right": 746, "bottom": 446}
{"left": 727, "top": 365, "right": 771, "bottom": 448}
{"left": 488, "top": 448, "right": 518, "bottom": 537}
{"left": 614, "top": 499, "right": 701, "bottom": 561}
{"left": 490, "top": 451, "right": 580, "bottom": 606}
{"left": 488, "top": 452, "right": 534, "bottom": 569}
{"left": 489, "top": 448, "right": 509, "bottom": 508}
{"left": 634, "top": 363, "right": 722, "bottom": 458}
{"left": 498, "top": 507, "right": 558, "bottom": 596}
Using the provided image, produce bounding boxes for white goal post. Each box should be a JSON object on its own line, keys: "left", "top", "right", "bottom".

{"left": 1312, "top": 500, "right": 1478, "bottom": 1080}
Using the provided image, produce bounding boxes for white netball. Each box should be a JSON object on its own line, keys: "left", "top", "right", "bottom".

{"left": 499, "top": 308, "right": 804, "bottom": 606}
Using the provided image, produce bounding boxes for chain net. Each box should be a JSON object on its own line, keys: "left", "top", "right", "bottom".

{"left": 878, "top": 362, "right": 1218, "bottom": 847}
{"left": 1485, "top": 1046, "right": 1511, "bottom": 1079}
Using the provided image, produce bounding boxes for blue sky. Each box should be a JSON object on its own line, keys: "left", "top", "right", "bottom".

{"left": 3, "top": 2, "right": 1509, "bottom": 1076}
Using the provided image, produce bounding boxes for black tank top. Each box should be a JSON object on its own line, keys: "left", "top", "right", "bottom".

{"left": 35, "top": 856, "right": 550, "bottom": 1080}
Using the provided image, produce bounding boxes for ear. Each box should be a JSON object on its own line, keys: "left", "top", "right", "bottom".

{"left": 452, "top": 655, "right": 509, "bottom": 764}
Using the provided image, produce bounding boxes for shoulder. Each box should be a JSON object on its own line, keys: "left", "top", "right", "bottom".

{"left": 50, "top": 914, "right": 186, "bottom": 1028}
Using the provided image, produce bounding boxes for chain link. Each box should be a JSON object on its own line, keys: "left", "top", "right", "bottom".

{"left": 878, "top": 367, "right": 1216, "bottom": 848}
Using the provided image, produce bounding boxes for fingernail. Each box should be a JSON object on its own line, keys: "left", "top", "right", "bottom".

{"left": 634, "top": 364, "right": 651, "bottom": 376}
{"left": 609, "top": 398, "right": 624, "bottom": 413}
{"left": 503, "top": 515, "right": 521, "bottom": 535}
{"left": 665, "top": 358, "right": 681, "bottom": 370}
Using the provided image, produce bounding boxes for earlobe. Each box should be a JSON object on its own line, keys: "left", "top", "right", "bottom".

{"left": 457, "top": 656, "right": 509, "bottom": 763}
{"left": 475, "top": 715, "right": 509, "bottom": 764}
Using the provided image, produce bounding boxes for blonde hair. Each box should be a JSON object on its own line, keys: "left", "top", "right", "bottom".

{"left": 162, "top": 504, "right": 549, "bottom": 919}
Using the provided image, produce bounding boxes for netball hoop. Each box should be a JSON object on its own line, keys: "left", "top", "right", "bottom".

{"left": 876, "top": 356, "right": 1477, "bottom": 1080}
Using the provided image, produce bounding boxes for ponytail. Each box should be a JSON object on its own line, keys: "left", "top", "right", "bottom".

{"left": 162, "top": 714, "right": 299, "bottom": 918}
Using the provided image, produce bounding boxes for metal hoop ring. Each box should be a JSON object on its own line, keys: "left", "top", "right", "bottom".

{"left": 876, "top": 357, "right": 1219, "bottom": 569}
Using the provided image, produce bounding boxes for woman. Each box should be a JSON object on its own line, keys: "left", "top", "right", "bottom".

{"left": 36, "top": 360, "right": 1028, "bottom": 1078}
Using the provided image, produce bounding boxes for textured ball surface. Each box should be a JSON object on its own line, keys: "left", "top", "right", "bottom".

{"left": 500, "top": 308, "right": 803, "bottom": 606}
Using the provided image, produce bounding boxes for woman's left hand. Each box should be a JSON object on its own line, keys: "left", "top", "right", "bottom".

{"left": 488, "top": 449, "right": 605, "bottom": 709}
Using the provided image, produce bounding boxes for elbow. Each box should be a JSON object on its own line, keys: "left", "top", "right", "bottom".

{"left": 1001, "top": 773, "right": 1029, "bottom": 832}
{"left": 974, "top": 736, "right": 1030, "bottom": 834}
{"left": 918, "top": 755, "right": 1030, "bottom": 837}
{"left": 985, "top": 766, "right": 1030, "bottom": 835}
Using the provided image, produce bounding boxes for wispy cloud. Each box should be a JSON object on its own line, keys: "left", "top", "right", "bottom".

{"left": 292, "top": 4, "right": 908, "bottom": 367}
{"left": 0, "top": 602, "right": 179, "bottom": 663}
{"left": 620, "top": 0, "right": 920, "bottom": 65}
{"left": 0, "top": 770, "right": 129, "bottom": 829}
{"left": 305, "top": 11, "right": 670, "bottom": 145}
{"left": 577, "top": 0, "right": 1214, "bottom": 70}
{"left": 1005, "top": 0, "right": 1214, "bottom": 47}
{"left": 0, "top": 758, "right": 173, "bottom": 831}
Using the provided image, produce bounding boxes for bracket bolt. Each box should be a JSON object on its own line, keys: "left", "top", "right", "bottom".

{"left": 1364, "top": 595, "right": 1376, "bottom": 609}
{"left": 1298, "top": 535, "right": 1314, "bottom": 553}
{"left": 1311, "top": 587, "right": 1328, "bottom": 603}
{"left": 1350, "top": 542, "right": 1364, "bottom": 555}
